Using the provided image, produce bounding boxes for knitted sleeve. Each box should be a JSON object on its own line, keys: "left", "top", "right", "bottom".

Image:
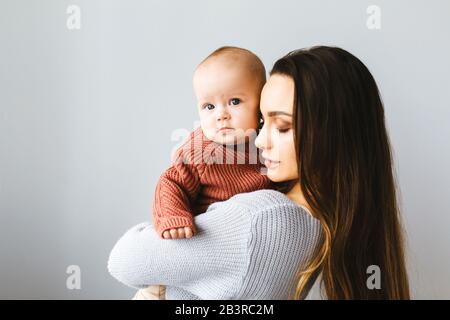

{"left": 152, "top": 141, "right": 205, "bottom": 238}
{"left": 165, "top": 286, "right": 201, "bottom": 300}
{"left": 108, "top": 190, "right": 324, "bottom": 300}
{"left": 108, "top": 203, "right": 252, "bottom": 300}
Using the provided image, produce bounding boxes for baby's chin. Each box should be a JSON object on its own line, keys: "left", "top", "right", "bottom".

{"left": 201, "top": 127, "right": 258, "bottom": 145}
{"left": 212, "top": 133, "right": 250, "bottom": 146}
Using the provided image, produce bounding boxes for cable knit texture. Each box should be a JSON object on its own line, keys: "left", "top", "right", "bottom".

{"left": 108, "top": 189, "right": 324, "bottom": 300}
{"left": 152, "top": 126, "right": 273, "bottom": 237}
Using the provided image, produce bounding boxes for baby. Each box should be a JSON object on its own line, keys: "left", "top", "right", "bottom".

{"left": 133, "top": 47, "right": 273, "bottom": 300}
{"left": 152, "top": 46, "right": 273, "bottom": 240}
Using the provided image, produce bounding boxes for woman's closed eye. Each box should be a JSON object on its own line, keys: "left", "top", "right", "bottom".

{"left": 259, "top": 118, "right": 290, "bottom": 133}
{"left": 276, "top": 127, "right": 291, "bottom": 133}
{"left": 273, "top": 119, "right": 292, "bottom": 133}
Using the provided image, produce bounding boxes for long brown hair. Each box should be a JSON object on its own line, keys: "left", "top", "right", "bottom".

{"left": 271, "top": 46, "right": 410, "bottom": 299}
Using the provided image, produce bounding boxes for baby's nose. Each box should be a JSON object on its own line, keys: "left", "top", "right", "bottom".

{"left": 216, "top": 106, "right": 230, "bottom": 121}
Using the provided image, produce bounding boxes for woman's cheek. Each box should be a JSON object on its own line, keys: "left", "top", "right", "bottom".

{"left": 281, "top": 134, "right": 297, "bottom": 175}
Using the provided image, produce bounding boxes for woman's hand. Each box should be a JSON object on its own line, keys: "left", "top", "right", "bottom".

{"left": 162, "top": 226, "right": 194, "bottom": 239}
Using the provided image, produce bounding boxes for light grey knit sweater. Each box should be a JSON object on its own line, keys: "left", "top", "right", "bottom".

{"left": 107, "top": 189, "right": 323, "bottom": 300}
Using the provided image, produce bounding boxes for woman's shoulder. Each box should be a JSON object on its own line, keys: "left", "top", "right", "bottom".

{"left": 228, "top": 189, "right": 291, "bottom": 207}
{"left": 228, "top": 189, "right": 316, "bottom": 219}
{"left": 230, "top": 189, "right": 323, "bottom": 241}
{"left": 230, "top": 191, "right": 323, "bottom": 299}
{"left": 205, "top": 189, "right": 321, "bottom": 234}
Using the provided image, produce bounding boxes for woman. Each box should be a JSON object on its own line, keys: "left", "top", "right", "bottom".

{"left": 108, "top": 46, "right": 410, "bottom": 299}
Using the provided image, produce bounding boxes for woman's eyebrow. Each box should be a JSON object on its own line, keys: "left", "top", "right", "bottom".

{"left": 267, "top": 111, "right": 292, "bottom": 117}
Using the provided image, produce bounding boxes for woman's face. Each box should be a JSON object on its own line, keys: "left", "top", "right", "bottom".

{"left": 255, "top": 74, "right": 298, "bottom": 182}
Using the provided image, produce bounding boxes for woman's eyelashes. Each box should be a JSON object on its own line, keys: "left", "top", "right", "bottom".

{"left": 276, "top": 127, "right": 291, "bottom": 133}
{"left": 274, "top": 119, "right": 291, "bottom": 133}
{"left": 260, "top": 117, "right": 290, "bottom": 133}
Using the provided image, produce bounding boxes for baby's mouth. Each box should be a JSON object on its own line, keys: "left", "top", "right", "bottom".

{"left": 218, "top": 127, "right": 234, "bottom": 133}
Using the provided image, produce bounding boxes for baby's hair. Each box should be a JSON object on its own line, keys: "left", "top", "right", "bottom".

{"left": 197, "top": 46, "right": 267, "bottom": 86}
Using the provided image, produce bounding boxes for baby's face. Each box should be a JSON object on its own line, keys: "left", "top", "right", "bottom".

{"left": 193, "top": 61, "right": 262, "bottom": 145}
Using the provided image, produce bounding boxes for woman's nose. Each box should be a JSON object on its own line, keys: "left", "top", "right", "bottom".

{"left": 255, "top": 126, "right": 270, "bottom": 150}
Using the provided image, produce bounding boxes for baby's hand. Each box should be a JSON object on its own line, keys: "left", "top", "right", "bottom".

{"left": 162, "top": 226, "right": 194, "bottom": 239}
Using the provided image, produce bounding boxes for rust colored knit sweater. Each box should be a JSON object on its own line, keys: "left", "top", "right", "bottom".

{"left": 152, "top": 127, "right": 273, "bottom": 237}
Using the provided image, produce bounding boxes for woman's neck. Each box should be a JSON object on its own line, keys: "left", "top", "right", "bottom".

{"left": 286, "top": 182, "right": 313, "bottom": 216}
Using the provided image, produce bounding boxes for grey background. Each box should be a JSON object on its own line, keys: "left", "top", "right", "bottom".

{"left": 0, "top": 0, "right": 449, "bottom": 299}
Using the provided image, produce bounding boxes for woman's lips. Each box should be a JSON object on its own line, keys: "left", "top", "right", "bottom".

{"left": 264, "top": 159, "right": 280, "bottom": 169}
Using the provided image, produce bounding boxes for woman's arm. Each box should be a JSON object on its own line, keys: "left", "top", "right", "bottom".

{"left": 166, "top": 286, "right": 202, "bottom": 300}
{"left": 107, "top": 205, "right": 252, "bottom": 299}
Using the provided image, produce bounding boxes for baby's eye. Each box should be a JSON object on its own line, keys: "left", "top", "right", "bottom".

{"left": 229, "top": 98, "right": 241, "bottom": 106}
{"left": 204, "top": 103, "right": 215, "bottom": 110}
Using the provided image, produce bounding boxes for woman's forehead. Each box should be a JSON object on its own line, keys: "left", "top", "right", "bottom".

{"left": 260, "top": 74, "right": 294, "bottom": 115}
